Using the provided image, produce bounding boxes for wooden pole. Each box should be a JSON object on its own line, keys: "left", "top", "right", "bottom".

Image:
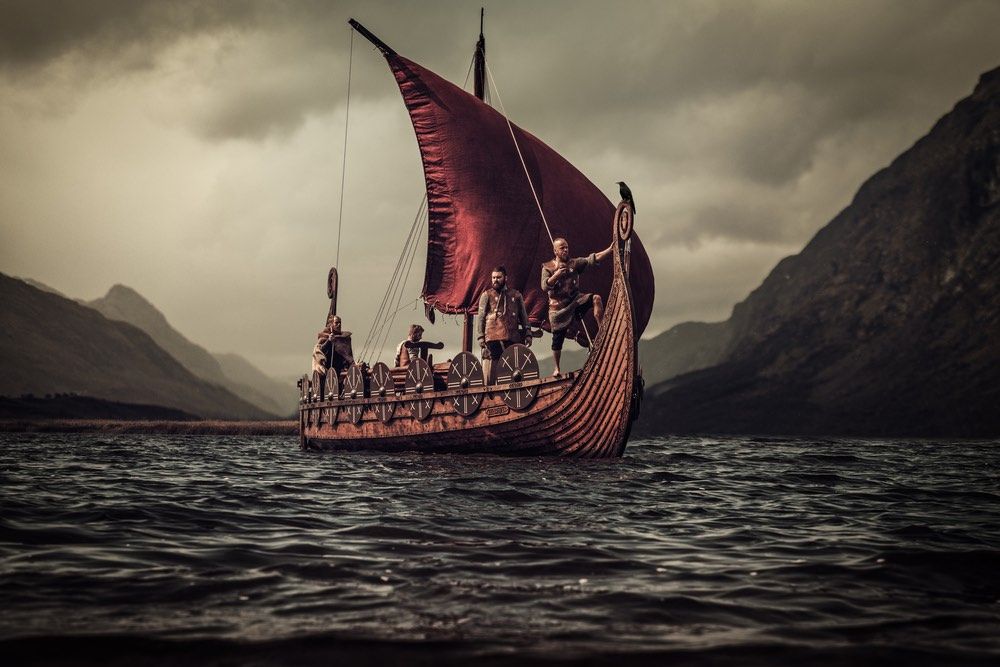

{"left": 347, "top": 19, "right": 396, "bottom": 57}
{"left": 463, "top": 312, "right": 474, "bottom": 353}
{"left": 463, "top": 8, "right": 487, "bottom": 354}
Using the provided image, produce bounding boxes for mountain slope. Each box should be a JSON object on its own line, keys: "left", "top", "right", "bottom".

{"left": 0, "top": 274, "right": 274, "bottom": 419}
{"left": 88, "top": 285, "right": 228, "bottom": 384}
{"left": 88, "top": 285, "right": 295, "bottom": 415}
{"left": 18, "top": 277, "right": 67, "bottom": 299}
{"left": 214, "top": 352, "right": 297, "bottom": 417}
{"left": 638, "top": 67, "right": 1000, "bottom": 437}
{"left": 549, "top": 319, "right": 731, "bottom": 387}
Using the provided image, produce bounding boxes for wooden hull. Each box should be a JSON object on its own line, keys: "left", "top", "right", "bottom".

{"left": 299, "top": 206, "right": 642, "bottom": 458}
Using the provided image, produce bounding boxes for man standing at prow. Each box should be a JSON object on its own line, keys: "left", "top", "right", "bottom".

{"left": 542, "top": 237, "right": 614, "bottom": 377}
{"left": 477, "top": 266, "right": 530, "bottom": 384}
{"left": 395, "top": 324, "right": 444, "bottom": 369}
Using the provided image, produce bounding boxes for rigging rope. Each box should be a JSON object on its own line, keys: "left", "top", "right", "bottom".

{"left": 374, "top": 211, "right": 426, "bottom": 364}
{"left": 462, "top": 51, "right": 475, "bottom": 91}
{"left": 380, "top": 212, "right": 424, "bottom": 360}
{"left": 359, "top": 195, "right": 427, "bottom": 362}
{"left": 485, "top": 61, "right": 554, "bottom": 245}
{"left": 335, "top": 28, "right": 354, "bottom": 270}
{"left": 488, "top": 60, "right": 600, "bottom": 354}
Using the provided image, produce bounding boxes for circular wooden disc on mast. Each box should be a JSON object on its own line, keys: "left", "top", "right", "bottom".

{"left": 369, "top": 361, "right": 395, "bottom": 423}
{"left": 447, "top": 351, "right": 485, "bottom": 417}
{"left": 343, "top": 364, "right": 366, "bottom": 424}
{"left": 324, "top": 367, "right": 341, "bottom": 424}
{"left": 496, "top": 344, "right": 539, "bottom": 411}
{"left": 404, "top": 357, "right": 434, "bottom": 421}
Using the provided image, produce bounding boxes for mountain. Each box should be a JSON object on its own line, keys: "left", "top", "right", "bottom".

{"left": 638, "top": 321, "right": 731, "bottom": 389}
{"left": 88, "top": 285, "right": 295, "bottom": 416}
{"left": 88, "top": 285, "right": 224, "bottom": 382}
{"left": 551, "top": 320, "right": 731, "bottom": 386}
{"left": 214, "top": 353, "right": 297, "bottom": 417}
{"left": 18, "top": 277, "right": 67, "bottom": 299}
{"left": 0, "top": 274, "right": 274, "bottom": 419}
{"left": 637, "top": 67, "right": 1000, "bottom": 437}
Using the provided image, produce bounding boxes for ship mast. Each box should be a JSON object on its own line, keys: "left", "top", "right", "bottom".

{"left": 462, "top": 8, "right": 488, "bottom": 353}
{"left": 474, "top": 8, "right": 487, "bottom": 101}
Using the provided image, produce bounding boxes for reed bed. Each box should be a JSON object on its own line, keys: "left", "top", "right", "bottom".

{"left": 0, "top": 420, "right": 298, "bottom": 435}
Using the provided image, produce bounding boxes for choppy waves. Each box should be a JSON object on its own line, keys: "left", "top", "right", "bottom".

{"left": 1, "top": 434, "right": 999, "bottom": 664}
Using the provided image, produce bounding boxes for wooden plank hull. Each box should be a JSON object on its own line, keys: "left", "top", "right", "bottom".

{"left": 299, "top": 206, "right": 641, "bottom": 458}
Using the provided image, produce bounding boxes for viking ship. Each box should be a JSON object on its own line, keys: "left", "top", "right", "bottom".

{"left": 298, "top": 16, "right": 655, "bottom": 458}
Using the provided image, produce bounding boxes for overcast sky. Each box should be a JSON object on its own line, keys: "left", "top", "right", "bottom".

{"left": 3, "top": 0, "right": 1000, "bottom": 378}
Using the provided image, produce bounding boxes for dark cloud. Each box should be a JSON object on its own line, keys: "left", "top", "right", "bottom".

{"left": 0, "top": 0, "right": 258, "bottom": 68}
{"left": 683, "top": 203, "right": 787, "bottom": 246}
{"left": 491, "top": 0, "right": 1000, "bottom": 187}
{"left": 4, "top": 1, "right": 1000, "bottom": 374}
{"left": 9, "top": 1, "right": 998, "bottom": 155}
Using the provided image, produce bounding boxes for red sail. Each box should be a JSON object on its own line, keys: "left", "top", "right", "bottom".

{"left": 387, "top": 54, "right": 655, "bottom": 336}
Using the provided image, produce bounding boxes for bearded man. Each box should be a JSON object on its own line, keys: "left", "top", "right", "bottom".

{"left": 477, "top": 266, "right": 530, "bottom": 384}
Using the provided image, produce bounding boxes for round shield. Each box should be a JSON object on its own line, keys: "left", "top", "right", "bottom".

{"left": 496, "top": 344, "right": 539, "bottom": 411}
{"left": 404, "top": 357, "right": 434, "bottom": 421}
{"left": 448, "top": 351, "right": 485, "bottom": 417}
{"left": 369, "top": 361, "right": 395, "bottom": 423}
{"left": 311, "top": 370, "right": 324, "bottom": 402}
{"left": 323, "top": 368, "right": 340, "bottom": 424}
{"left": 325, "top": 368, "right": 340, "bottom": 400}
{"left": 343, "top": 364, "right": 366, "bottom": 424}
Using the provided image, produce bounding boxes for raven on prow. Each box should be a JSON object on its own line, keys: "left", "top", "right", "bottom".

{"left": 616, "top": 181, "right": 635, "bottom": 214}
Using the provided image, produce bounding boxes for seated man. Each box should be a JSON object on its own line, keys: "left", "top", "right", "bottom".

{"left": 312, "top": 314, "right": 354, "bottom": 375}
{"left": 395, "top": 324, "right": 444, "bottom": 368}
{"left": 477, "top": 265, "right": 530, "bottom": 384}
{"left": 541, "top": 237, "right": 614, "bottom": 377}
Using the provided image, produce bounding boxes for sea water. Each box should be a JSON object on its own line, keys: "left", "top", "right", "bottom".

{"left": 1, "top": 433, "right": 998, "bottom": 665}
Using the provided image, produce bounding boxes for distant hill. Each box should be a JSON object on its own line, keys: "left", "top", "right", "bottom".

{"left": 17, "top": 277, "right": 67, "bottom": 299}
{"left": 0, "top": 274, "right": 274, "bottom": 419}
{"left": 549, "top": 319, "right": 731, "bottom": 387}
{"left": 637, "top": 66, "right": 1000, "bottom": 437}
{"left": 0, "top": 395, "right": 197, "bottom": 420}
{"left": 88, "top": 285, "right": 296, "bottom": 416}
{"left": 214, "top": 352, "right": 297, "bottom": 418}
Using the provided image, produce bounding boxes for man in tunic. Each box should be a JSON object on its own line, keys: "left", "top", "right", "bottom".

{"left": 477, "top": 266, "right": 530, "bottom": 384}
{"left": 541, "top": 237, "right": 614, "bottom": 377}
{"left": 395, "top": 324, "right": 444, "bottom": 368}
{"left": 312, "top": 314, "right": 354, "bottom": 375}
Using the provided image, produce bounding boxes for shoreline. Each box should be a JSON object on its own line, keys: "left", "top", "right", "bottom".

{"left": 0, "top": 419, "right": 298, "bottom": 435}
